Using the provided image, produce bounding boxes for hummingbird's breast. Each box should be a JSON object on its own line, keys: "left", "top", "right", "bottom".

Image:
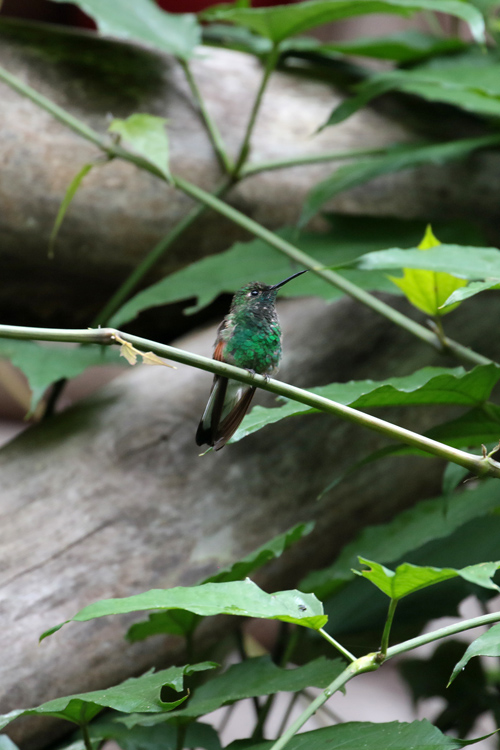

{"left": 222, "top": 307, "right": 282, "bottom": 375}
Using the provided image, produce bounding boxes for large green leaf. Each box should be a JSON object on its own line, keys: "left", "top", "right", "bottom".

{"left": 231, "top": 364, "right": 500, "bottom": 444}
{"left": 356, "top": 244, "right": 500, "bottom": 278}
{"left": 88, "top": 718, "right": 221, "bottom": 750}
{"left": 110, "top": 215, "right": 481, "bottom": 327}
{"left": 225, "top": 719, "right": 486, "bottom": 749}
{"left": 0, "top": 339, "right": 123, "bottom": 414}
{"left": 323, "top": 54, "right": 500, "bottom": 127}
{"left": 109, "top": 114, "right": 171, "bottom": 182}
{"left": 41, "top": 580, "right": 327, "bottom": 641}
{"left": 127, "top": 522, "right": 314, "bottom": 642}
{"left": 119, "top": 655, "right": 344, "bottom": 728}
{"left": 355, "top": 558, "right": 500, "bottom": 600}
{"left": 313, "top": 30, "right": 467, "bottom": 63}
{"left": 0, "top": 665, "right": 214, "bottom": 731}
{"left": 449, "top": 623, "right": 500, "bottom": 685}
{"left": 301, "top": 478, "right": 500, "bottom": 598}
{"left": 202, "top": 0, "right": 485, "bottom": 43}
{"left": 300, "top": 136, "right": 500, "bottom": 226}
{"left": 46, "top": 0, "right": 200, "bottom": 59}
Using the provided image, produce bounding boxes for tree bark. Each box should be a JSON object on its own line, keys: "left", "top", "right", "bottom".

{"left": 1, "top": 19, "right": 500, "bottom": 333}
{"left": 1, "top": 291, "right": 500, "bottom": 749}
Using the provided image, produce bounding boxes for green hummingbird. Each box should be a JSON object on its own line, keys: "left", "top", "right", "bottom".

{"left": 196, "top": 269, "right": 307, "bottom": 451}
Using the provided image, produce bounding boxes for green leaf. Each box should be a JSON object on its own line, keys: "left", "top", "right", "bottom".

{"left": 202, "top": 0, "right": 485, "bottom": 43}
{"left": 110, "top": 215, "right": 480, "bottom": 327}
{"left": 388, "top": 226, "right": 467, "bottom": 316}
{"left": 46, "top": 0, "right": 200, "bottom": 59}
{"left": 356, "top": 557, "right": 500, "bottom": 600}
{"left": 118, "top": 655, "right": 344, "bottom": 728}
{"left": 41, "top": 580, "right": 327, "bottom": 641}
{"left": 49, "top": 163, "right": 94, "bottom": 259}
{"left": 88, "top": 718, "right": 221, "bottom": 750}
{"left": 225, "top": 719, "right": 485, "bottom": 750}
{"left": 109, "top": 114, "right": 171, "bottom": 181}
{"left": 301, "top": 478, "right": 500, "bottom": 599}
{"left": 314, "top": 30, "right": 467, "bottom": 63}
{"left": 0, "top": 665, "right": 215, "bottom": 732}
{"left": 127, "top": 521, "right": 314, "bottom": 642}
{"left": 449, "top": 623, "right": 500, "bottom": 685}
{"left": 0, "top": 340, "right": 123, "bottom": 415}
{"left": 231, "top": 364, "right": 500, "bottom": 443}
{"left": 440, "top": 279, "right": 500, "bottom": 310}
{"left": 357, "top": 243, "right": 500, "bottom": 278}
{"left": 300, "top": 136, "right": 500, "bottom": 226}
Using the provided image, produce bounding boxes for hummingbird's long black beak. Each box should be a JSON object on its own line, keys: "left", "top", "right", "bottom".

{"left": 269, "top": 269, "right": 307, "bottom": 290}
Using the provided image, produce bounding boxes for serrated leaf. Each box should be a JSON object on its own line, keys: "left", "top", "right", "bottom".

{"left": 449, "top": 623, "right": 500, "bottom": 685}
{"left": 49, "top": 162, "right": 94, "bottom": 258}
{"left": 109, "top": 114, "right": 171, "bottom": 181}
{"left": 231, "top": 365, "right": 500, "bottom": 443}
{"left": 356, "top": 557, "right": 500, "bottom": 600}
{"left": 0, "top": 340, "right": 124, "bottom": 415}
{"left": 46, "top": 0, "right": 200, "bottom": 59}
{"left": 225, "top": 718, "right": 486, "bottom": 749}
{"left": 202, "top": 0, "right": 485, "bottom": 43}
{"left": 0, "top": 665, "right": 215, "bottom": 732}
{"left": 41, "top": 580, "right": 327, "bottom": 641}
{"left": 301, "top": 478, "right": 500, "bottom": 599}
{"left": 118, "top": 655, "right": 344, "bottom": 728}
{"left": 127, "top": 522, "right": 314, "bottom": 642}
{"left": 388, "top": 226, "right": 467, "bottom": 315}
{"left": 300, "top": 136, "right": 500, "bottom": 226}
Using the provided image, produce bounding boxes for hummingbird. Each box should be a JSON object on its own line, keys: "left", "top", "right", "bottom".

{"left": 196, "top": 269, "right": 307, "bottom": 451}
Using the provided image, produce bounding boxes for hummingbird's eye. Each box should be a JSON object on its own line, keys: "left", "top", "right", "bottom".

{"left": 250, "top": 290, "right": 259, "bottom": 296}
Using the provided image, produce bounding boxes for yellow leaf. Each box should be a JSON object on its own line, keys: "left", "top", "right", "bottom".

{"left": 119, "top": 341, "right": 138, "bottom": 365}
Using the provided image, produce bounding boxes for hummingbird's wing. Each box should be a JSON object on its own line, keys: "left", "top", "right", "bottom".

{"left": 195, "top": 338, "right": 256, "bottom": 450}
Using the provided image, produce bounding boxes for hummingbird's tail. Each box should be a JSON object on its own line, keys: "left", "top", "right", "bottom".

{"left": 196, "top": 376, "right": 256, "bottom": 451}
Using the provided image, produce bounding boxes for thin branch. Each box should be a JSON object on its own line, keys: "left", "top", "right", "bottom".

{"left": 240, "top": 146, "right": 395, "bottom": 177}
{"left": 0, "top": 323, "right": 498, "bottom": 477}
{"left": 233, "top": 44, "right": 280, "bottom": 177}
{"left": 269, "top": 655, "right": 379, "bottom": 750}
{"left": 386, "top": 610, "right": 500, "bottom": 660}
{"left": 319, "top": 628, "right": 356, "bottom": 663}
{"left": 179, "top": 59, "right": 233, "bottom": 174}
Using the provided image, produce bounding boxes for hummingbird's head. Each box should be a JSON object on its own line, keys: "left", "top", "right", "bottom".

{"left": 231, "top": 270, "right": 307, "bottom": 311}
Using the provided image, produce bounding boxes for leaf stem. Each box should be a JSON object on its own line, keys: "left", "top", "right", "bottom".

{"left": 0, "top": 323, "right": 497, "bottom": 477}
{"left": 240, "top": 146, "right": 394, "bottom": 177}
{"left": 81, "top": 724, "right": 93, "bottom": 750}
{"left": 233, "top": 44, "right": 280, "bottom": 178}
{"left": 179, "top": 58, "right": 233, "bottom": 174}
{"left": 319, "top": 628, "right": 356, "bottom": 662}
{"left": 378, "top": 598, "right": 398, "bottom": 660}
{"left": 269, "top": 654, "right": 379, "bottom": 750}
{"left": 386, "top": 610, "right": 500, "bottom": 659}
